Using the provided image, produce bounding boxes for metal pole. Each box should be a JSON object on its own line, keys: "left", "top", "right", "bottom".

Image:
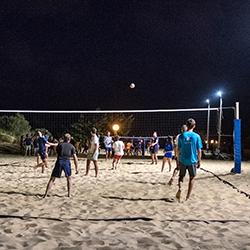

{"left": 235, "top": 102, "right": 239, "bottom": 119}
{"left": 234, "top": 102, "right": 241, "bottom": 173}
{"left": 206, "top": 102, "right": 210, "bottom": 151}
{"left": 217, "top": 96, "right": 223, "bottom": 152}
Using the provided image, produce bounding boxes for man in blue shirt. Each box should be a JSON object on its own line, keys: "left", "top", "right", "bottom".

{"left": 103, "top": 131, "right": 113, "bottom": 160}
{"left": 176, "top": 118, "right": 202, "bottom": 201}
{"left": 35, "top": 131, "right": 58, "bottom": 173}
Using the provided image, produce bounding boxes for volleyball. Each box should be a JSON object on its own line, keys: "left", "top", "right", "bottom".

{"left": 130, "top": 83, "right": 135, "bottom": 89}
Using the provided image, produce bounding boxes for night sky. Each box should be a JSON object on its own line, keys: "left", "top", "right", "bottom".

{"left": 0, "top": 1, "right": 250, "bottom": 129}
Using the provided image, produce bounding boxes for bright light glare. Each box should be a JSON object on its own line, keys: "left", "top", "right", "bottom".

{"left": 112, "top": 124, "right": 120, "bottom": 132}
{"left": 217, "top": 91, "right": 222, "bottom": 97}
{"left": 206, "top": 99, "right": 210, "bottom": 104}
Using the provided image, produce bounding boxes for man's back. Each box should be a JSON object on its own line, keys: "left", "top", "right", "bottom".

{"left": 38, "top": 136, "right": 47, "bottom": 152}
{"left": 113, "top": 141, "right": 124, "bottom": 156}
{"left": 57, "top": 142, "right": 76, "bottom": 160}
{"left": 178, "top": 131, "right": 202, "bottom": 165}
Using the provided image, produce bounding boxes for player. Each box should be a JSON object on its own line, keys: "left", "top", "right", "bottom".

{"left": 150, "top": 131, "right": 159, "bottom": 164}
{"left": 112, "top": 136, "right": 125, "bottom": 170}
{"left": 24, "top": 134, "right": 32, "bottom": 156}
{"left": 125, "top": 141, "right": 133, "bottom": 156}
{"left": 35, "top": 131, "right": 58, "bottom": 173}
{"left": 168, "top": 125, "right": 187, "bottom": 185}
{"left": 43, "top": 133, "right": 78, "bottom": 198}
{"left": 32, "top": 134, "right": 40, "bottom": 165}
{"left": 103, "top": 131, "right": 113, "bottom": 160}
{"left": 176, "top": 118, "right": 202, "bottom": 202}
{"left": 85, "top": 128, "right": 99, "bottom": 177}
{"left": 161, "top": 136, "right": 174, "bottom": 172}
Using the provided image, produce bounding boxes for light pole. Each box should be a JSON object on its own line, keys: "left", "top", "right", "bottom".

{"left": 217, "top": 91, "right": 223, "bottom": 153}
{"left": 206, "top": 99, "right": 210, "bottom": 151}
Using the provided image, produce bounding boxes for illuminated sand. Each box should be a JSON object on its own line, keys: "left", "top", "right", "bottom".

{"left": 0, "top": 155, "right": 250, "bottom": 249}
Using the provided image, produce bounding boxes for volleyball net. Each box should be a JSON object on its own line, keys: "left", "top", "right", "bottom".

{"left": 0, "top": 106, "right": 235, "bottom": 150}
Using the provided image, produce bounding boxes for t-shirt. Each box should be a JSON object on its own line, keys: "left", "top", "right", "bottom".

{"left": 178, "top": 131, "right": 203, "bottom": 165}
{"left": 56, "top": 142, "right": 76, "bottom": 160}
{"left": 104, "top": 136, "right": 112, "bottom": 148}
{"left": 113, "top": 141, "right": 125, "bottom": 156}
{"left": 152, "top": 137, "right": 159, "bottom": 149}
{"left": 38, "top": 136, "right": 48, "bottom": 153}
{"left": 88, "top": 134, "right": 99, "bottom": 154}
{"left": 33, "top": 138, "right": 39, "bottom": 148}
{"left": 24, "top": 138, "right": 32, "bottom": 146}
{"left": 175, "top": 134, "right": 180, "bottom": 147}
{"left": 165, "top": 143, "right": 173, "bottom": 152}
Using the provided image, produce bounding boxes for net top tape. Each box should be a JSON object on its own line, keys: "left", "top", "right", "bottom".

{"left": 0, "top": 107, "right": 234, "bottom": 114}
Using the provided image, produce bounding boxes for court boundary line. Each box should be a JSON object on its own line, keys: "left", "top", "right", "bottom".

{"left": 200, "top": 167, "right": 250, "bottom": 199}
{"left": 0, "top": 214, "right": 249, "bottom": 224}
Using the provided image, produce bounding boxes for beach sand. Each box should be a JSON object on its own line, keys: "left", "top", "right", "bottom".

{"left": 0, "top": 155, "right": 250, "bottom": 249}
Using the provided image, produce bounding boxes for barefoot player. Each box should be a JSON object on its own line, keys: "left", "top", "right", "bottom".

{"left": 150, "top": 131, "right": 159, "bottom": 164}
{"left": 168, "top": 124, "right": 187, "bottom": 185}
{"left": 35, "top": 131, "right": 58, "bottom": 173}
{"left": 104, "top": 131, "right": 113, "bottom": 160}
{"left": 43, "top": 133, "right": 78, "bottom": 198}
{"left": 85, "top": 128, "right": 99, "bottom": 177}
{"left": 161, "top": 136, "right": 174, "bottom": 172}
{"left": 176, "top": 118, "right": 202, "bottom": 201}
{"left": 112, "top": 136, "right": 125, "bottom": 170}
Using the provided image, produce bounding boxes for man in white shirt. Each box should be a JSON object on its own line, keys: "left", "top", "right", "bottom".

{"left": 85, "top": 127, "right": 99, "bottom": 177}
{"left": 112, "top": 136, "right": 125, "bottom": 170}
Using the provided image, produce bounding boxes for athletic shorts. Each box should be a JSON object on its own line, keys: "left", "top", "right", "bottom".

{"left": 114, "top": 154, "right": 122, "bottom": 160}
{"left": 25, "top": 145, "right": 32, "bottom": 151}
{"left": 164, "top": 152, "right": 172, "bottom": 158}
{"left": 179, "top": 162, "right": 197, "bottom": 181}
{"left": 38, "top": 151, "right": 47, "bottom": 161}
{"left": 51, "top": 159, "right": 71, "bottom": 178}
{"left": 87, "top": 151, "right": 99, "bottom": 161}
{"left": 175, "top": 158, "right": 180, "bottom": 170}
{"left": 34, "top": 147, "right": 39, "bottom": 156}
{"left": 105, "top": 147, "right": 112, "bottom": 153}
{"left": 150, "top": 145, "right": 159, "bottom": 154}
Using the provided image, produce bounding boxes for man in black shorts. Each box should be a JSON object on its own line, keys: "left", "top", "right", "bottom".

{"left": 43, "top": 133, "right": 79, "bottom": 198}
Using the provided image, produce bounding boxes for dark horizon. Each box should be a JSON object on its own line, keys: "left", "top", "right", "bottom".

{"left": 0, "top": 1, "right": 249, "bottom": 139}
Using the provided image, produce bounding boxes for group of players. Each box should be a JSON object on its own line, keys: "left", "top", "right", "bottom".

{"left": 38, "top": 128, "right": 126, "bottom": 197}
{"left": 37, "top": 118, "right": 202, "bottom": 202}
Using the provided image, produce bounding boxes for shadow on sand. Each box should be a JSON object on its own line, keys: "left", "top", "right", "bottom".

{"left": 0, "top": 190, "right": 63, "bottom": 198}
{"left": 101, "top": 195, "right": 175, "bottom": 203}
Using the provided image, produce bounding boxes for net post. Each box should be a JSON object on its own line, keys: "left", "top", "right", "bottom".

{"left": 233, "top": 102, "right": 241, "bottom": 174}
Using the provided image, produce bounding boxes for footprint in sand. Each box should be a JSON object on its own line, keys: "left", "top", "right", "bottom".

{"left": 51, "top": 222, "right": 71, "bottom": 235}
{"left": 137, "top": 237, "right": 158, "bottom": 248}
{"left": 3, "top": 228, "right": 12, "bottom": 234}
{"left": 8, "top": 209, "right": 19, "bottom": 214}
{"left": 175, "top": 190, "right": 181, "bottom": 202}
{"left": 26, "top": 223, "right": 37, "bottom": 229}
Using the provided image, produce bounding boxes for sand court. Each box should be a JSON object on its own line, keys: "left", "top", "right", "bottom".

{"left": 0, "top": 155, "right": 250, "bottom": 249}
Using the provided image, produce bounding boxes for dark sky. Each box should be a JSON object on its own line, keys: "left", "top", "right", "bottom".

{"left": 0, "top": 1, "right": 250, "bottom": 120}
